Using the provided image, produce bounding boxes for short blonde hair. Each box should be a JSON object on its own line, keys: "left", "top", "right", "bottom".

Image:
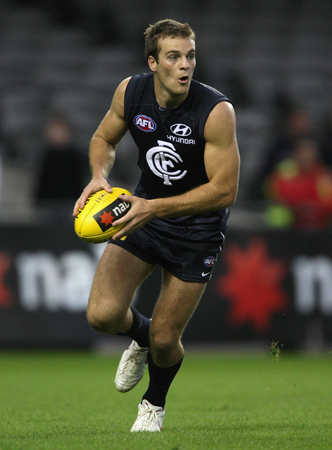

{"left": 144, "top": 19, "right": 195, "bottom": 62}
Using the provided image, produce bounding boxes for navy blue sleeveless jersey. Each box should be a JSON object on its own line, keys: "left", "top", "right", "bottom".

{"left": 124, "top": 73, "right": 230, "bottom": 231}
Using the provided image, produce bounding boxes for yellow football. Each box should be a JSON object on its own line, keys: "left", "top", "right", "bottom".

{"left": 74, "top": 187, "right": 132, "bottom": 243}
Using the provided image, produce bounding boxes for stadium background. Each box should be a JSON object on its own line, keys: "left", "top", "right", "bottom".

{"left": 0, "top": 0, "right": 331, "bottom": 351}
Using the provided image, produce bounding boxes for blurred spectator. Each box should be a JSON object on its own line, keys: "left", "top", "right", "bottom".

{"left": 319, "top": 107, "right": 332, "bottom": 168}
{"left": 223, "top": 70, "right": 250, "bottom": 108}
{"left": 0, "top": 146, "right": 3, "bottom": 202}
{"left": 250, "top": 107, "right": 312, "bottom": 200}
{"left": 0, "top": 122, "right": 17, "bottom": 203}
{"left": 35, "top": 112, "right": 85, "bottom": 208}
{"left": 264, "top": 137, "right": 332, "bottom": 230}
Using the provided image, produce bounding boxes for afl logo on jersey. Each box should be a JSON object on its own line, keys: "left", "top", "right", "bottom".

{"left": 170, "top": 123, "right": 192, "bottom": 137}
{"left": 134, "top": 115, "right": 157, "bottom": 132}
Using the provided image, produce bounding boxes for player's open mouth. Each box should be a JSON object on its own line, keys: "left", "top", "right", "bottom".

{"left": 178, "top": 76, "right": 189, "bottom": 84}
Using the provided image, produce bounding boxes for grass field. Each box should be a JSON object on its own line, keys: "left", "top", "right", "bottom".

{"left": 0, "top": 348, "right": 331, "bottom": 450}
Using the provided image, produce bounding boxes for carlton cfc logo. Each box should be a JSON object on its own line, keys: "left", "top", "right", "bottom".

{"left": 146, "top": 140, "right": 187, "bottom": 186}
{"left": 134, "top": 115, "right": 157, "bottom": 132}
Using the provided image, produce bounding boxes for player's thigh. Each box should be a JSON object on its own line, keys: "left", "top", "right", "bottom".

{"left": 89, "top": 243, "right": 155, "bottom": 313}
{"left": 151, "top": 269, "right": 207, "bottom": 341}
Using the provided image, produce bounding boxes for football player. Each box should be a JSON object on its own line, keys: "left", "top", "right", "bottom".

{"left": 73, "top": 19, "right": 240, "bottom": 432}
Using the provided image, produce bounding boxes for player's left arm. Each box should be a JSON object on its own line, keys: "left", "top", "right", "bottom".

{"left": 112, "top": 101, "right": 240, "bottom": 240}
{"left": 202, "top": 100, "right": 240, "bottom": 210}
{"left": 156, "top": 100, "right": 240, "bottom": 214}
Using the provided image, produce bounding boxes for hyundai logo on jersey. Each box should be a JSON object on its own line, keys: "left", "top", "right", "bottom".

{"left": 134, "top": 115, "right": 157, "bottom": 132}
{"left": 170, "top": 123, "right": 192, "bottom": 137}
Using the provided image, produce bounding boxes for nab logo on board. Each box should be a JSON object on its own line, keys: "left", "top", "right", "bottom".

{"left": 134, "top": 115, "right": 157, "bottom": 132}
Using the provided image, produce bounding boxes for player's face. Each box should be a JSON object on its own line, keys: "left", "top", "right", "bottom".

{"left": 148, "top": 36, "right": 196, "bottom": 108}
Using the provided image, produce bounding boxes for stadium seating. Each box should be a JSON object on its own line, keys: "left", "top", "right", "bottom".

{"left": 0, "top": 0, "right": 331, "bottom": 215}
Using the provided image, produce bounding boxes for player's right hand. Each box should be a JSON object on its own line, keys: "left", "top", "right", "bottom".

{"left": 73, "top": 178, "right": 112, "bottom": 217}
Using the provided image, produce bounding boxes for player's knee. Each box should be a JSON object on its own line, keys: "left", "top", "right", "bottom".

{"left": 86, "top": 304, "right": 120, "bottom": 334}
{"left": 150, "top": 330, "right": 178, "bottom": 359}
{"left": 86, "top": 308, "right": 110, "bottom": 333}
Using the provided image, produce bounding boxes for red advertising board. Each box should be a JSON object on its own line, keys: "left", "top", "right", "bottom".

{"left": 1, "top": 224, "right": 331, "bottom": 349}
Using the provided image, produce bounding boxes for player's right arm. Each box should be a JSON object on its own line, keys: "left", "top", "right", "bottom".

{"left": 73, "top": 78, "right": 130, "bottom": 216}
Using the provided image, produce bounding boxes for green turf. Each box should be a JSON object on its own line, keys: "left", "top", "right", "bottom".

{"left": 0, "top": 349, "right": 331, "bottom": 450}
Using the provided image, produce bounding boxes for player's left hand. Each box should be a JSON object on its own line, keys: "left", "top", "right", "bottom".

{"left": 111, "top": 195, "right": 155, "bottom": 240}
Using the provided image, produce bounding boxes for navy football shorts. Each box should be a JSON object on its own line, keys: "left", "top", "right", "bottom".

{"left": 109, "top": 219, "right": 226, "bottom": 283}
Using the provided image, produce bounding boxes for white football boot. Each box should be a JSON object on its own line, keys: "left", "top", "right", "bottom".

{"left": 130, "top": 399, "right": 165, "bottom": 432}
{"left": 114, "top": 340, "right": 149, "bottom": 393}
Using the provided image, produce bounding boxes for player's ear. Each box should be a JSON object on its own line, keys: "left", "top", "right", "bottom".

{"left": 148, "top": 55, "right": 157, "bottom": 72}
